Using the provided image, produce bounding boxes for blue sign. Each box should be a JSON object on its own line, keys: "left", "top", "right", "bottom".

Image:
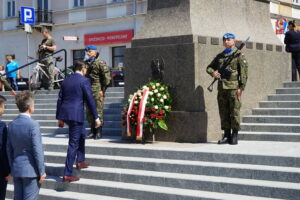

{"left": 21, "top": 7, "right": 35, "bottom": 24}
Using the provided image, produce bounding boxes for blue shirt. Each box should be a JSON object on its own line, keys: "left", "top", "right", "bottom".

{"left": 6, "top": 61, "right": 19, "bottom": 78}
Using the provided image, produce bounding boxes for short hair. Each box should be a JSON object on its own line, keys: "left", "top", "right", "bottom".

{"left": 0, "top": 95, "right": 7, "bottom": 106}
{"left": 74, "top": 61, "right": 87, "bottom": 72}
{"left": 41, "top": 27, "right": 49, "bottom": 33}
{"left": 15, "top": 91, "right": 34, "bottom": 113}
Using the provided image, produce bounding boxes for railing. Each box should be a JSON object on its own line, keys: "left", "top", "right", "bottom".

{"left": 0, "top": 49, "right": 67, "bottom": 78}
{"left": 18, "top": 9, "right": 53, "bottom": 25}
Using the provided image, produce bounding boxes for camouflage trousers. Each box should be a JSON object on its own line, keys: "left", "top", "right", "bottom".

{"left": 40, "top": 56, "right": 54, "bottom": 89}
{"left": 217, "top": 89, "right": 241, "bottom": 131}
{"left": 86, "top": 89, "right": 104, "bottom": 126}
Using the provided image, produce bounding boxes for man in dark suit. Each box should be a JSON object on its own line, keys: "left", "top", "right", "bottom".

{"left": 56, "top": 61, "right": 100, "bottom": 182}
{"left": 7, "top": 91, "right": 46, "bottom": 200}
{"left": 0, "top": 95, "right": 10, "bottom": 200}
{"left": 284, "top": 20, "right": 300, "bottom": 81}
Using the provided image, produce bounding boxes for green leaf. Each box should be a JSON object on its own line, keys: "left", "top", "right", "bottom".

{"left": 158, "top": 120, "right": 168, "bottom": 131}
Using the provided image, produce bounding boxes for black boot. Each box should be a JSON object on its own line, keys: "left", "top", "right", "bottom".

{"left": 230, "top": 130, "right": 238, "bottom": 145}
{"left": 218, "top": 129, "right": 231, "bottom": 144}
{"left": 87, "top": 122, "right": 95, "bottom": 139}
{"left": 94, "top": 126, "right": 102, "bottom": 140}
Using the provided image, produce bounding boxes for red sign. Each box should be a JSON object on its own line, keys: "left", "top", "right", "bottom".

{"left": 84, "top": 30, "right": 134, "bottom": 46}
{"left": 276, "top": 18, "right": 287, "bottom": 35}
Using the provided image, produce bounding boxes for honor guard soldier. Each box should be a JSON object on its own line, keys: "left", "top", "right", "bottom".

{"left": 206, "top": 33, "right": 248, "bottom": 145}
{"left": 85, "top": 45, "right": 111, "bottom": 139}
{"left": 38, "top": 27, "right": 57, "bottom": 90}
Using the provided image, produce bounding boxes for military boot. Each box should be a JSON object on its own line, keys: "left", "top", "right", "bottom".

{"left": 87, "top": 122, "right": 95, "bottom": 139}
{"left": 218, "top": 129, "right": 231, "bottom": 144}
{"left": 94, "top": 126, "right": 102, "bottom": 140}
{"left": 230, "top": 130, "right": 238, "bottom": 145}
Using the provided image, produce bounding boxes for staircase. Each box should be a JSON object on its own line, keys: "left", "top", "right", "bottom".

{"left": 3, "top": 83, "right": 300, "bottom": 200}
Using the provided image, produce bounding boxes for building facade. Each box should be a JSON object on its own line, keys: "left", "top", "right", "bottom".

{"left": 0, "top": 0, "right": 147, "bottom": 77}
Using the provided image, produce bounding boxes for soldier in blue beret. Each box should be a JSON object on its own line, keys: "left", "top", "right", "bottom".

{"left": 207, "top": 33, "right": 248, "bottom": 145}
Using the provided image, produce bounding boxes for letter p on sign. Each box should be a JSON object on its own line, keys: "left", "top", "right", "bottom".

{"left": 21, "top": 7, "right": 35, "bottom": 24}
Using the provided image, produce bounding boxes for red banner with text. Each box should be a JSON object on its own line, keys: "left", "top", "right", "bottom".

{"left": 84, "top": 30, "right": 134, "bottom": 46}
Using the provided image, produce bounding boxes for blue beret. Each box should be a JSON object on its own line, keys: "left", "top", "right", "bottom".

{"left": 85, "top": 45, "right": 97, "bottom": 51}
{"left": 223, "top": 33, "right": 236, "bottom": 39}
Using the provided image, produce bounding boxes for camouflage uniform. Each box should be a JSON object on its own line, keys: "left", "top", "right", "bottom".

{"left": 39, "top": 37, "right": 56, "bottom": 89}
{"left": 85, "top": 57, "right": 111, "bottom": 127}
{"left": 206, "top": 47, "right": 248, "bottom": 131}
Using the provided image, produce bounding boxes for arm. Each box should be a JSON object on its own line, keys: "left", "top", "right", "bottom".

{"left": 238, "top": 54, "right": 248, "bottom": 90}
{"left": 1, "top": 125, "right": 10, "bottom": 177}
{"left": 206, "top": 55, "right": 221, "bottom": 78}
{"left": 31, "top": 122, "right": 45, "bottom": 178}
{"left": 99, "top": 62, "right": 112, "bottom": 93}
{"left": 82, "top": 79, "right": 99, "bottom": 121}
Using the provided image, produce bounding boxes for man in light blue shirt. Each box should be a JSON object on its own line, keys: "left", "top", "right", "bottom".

{"left": 5, "top": 55, "right": 20, "bottom": 91}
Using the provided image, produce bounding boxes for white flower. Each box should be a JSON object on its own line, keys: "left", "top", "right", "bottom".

{"left": 157, "top": 93, "right": 161, "bottom": 97}
{"left": 137, "top": 92, "right": 142, "bottom": 96}
{"left": 151, "top": 98, "right": 154, "bottom": 102}
{"left": 142, "top": 85, "right": 148, "bottom": 90}
{"left": 160, "top": 99, "right": 164, "bottom": 103}
{"left": 164, "top": 106, "right": 169, "bottom": 110}
{"left": 128, "top": 98, "right": 131, "bottom": 102}
{"left": 134, "top": 101, "right": 138, "bottom": 104}
{"left": 156, "top": 83, "right": 160, "bottom": 87}
{"left": 154, "top": 89, "right": 158, "bottom": 93}
{"left": 149, "top": 92, "right": 153, "bottom": 96}
{"left": 152, "top": 85, "right": 156, "bottom": 89}
{"left": 154, "top": 105, "right": 158, "bottom": 109}
{"left": 160, "top": 87, "right": 164, "bottom": 91}
{"left": 163, "top": 95, "right": 167, "bottom": 99}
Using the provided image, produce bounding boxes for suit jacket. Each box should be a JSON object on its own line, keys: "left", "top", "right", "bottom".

{"left": 0, "top": 121, "right": 10, "bottom": 178}
{"left": 56, "top": 72, "right": 98, "bottom": 123}
{"left": 284, "top": 30, "right": 300, "bottom": 52}
{"left": 7, "top": 115, "right": 45, "bottom": 178}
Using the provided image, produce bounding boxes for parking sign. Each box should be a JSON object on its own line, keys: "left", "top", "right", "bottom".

{"left": 21, "top": 7, "right": 35, "bottom": 24}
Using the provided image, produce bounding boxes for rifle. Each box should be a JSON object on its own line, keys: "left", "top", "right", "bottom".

{"left": 207, "top": 37, "right": 250, "bottom": 92}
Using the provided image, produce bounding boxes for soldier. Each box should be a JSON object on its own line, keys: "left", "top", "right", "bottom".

{"left": 206, "top": 33, "right": 248, "bottom": 145}
{"left": 0, "top": 77, "right": 16, "bottom": 96}
{"left": 84, "top": 45, "right": 111, "bottom": 139}
{"left": 38, "top": 27, "right": 57, "bottom": 90}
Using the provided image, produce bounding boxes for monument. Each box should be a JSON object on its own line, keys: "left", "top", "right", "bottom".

{"left": 124, "top": 0, "right": 290, "bottom": 142}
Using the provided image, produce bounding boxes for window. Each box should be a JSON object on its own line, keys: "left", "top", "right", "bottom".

{"left": 73, "top": 49, "right": 85, "bottom": 65}
{"left": 38, "top": 0, "right": 48, "bottom": 10}
{"left": 7, "top": 0, "right": 16, "bottom": 17}
{"left": 74, "top": 0, "right": 84, "bottom": 7}
{"left": 112, "top": 46, "right": 126, "bottom": 69}
{"left": 293, "top": 0, "right": 300, "bottom": 5}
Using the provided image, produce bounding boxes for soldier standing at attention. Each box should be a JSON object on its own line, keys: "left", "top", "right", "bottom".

{"left": 85, "top": 45, "right": 111, "bottom": 139}
{"left": 206, "top": 33, "right": 248, "bottom": 145}
{"left": 38, "top": 27, "right": 57, "bottom": 90}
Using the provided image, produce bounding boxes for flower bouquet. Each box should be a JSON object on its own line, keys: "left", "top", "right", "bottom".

{"left": 122, "top": 80, "right": 172, "bottom": 141}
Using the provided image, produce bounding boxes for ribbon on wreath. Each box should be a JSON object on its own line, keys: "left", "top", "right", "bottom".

{"left": 126, "top": 92, "right": 138, "bottom": 137}
{"left": 136, "top": 88, "right": 150, "bottom": 140}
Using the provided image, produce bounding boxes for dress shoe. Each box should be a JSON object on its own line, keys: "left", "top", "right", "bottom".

{"left": 218, "top": 129, "right": 231, "bottom": 144}
{"left": 76, "top": 162, "right": 90, "bottom": 169}
{"left": 229, "top": 130, "right": 238, "bottom": 145}
{"left": 63, "top": 176, "right": 80, "bottom": 182}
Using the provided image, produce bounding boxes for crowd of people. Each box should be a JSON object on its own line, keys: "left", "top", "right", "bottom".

{"left": 0, "top": 26, "right": 111, "bottom": 199}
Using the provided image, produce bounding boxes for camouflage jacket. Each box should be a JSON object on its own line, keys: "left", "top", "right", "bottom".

{"left": 0, "top": 76, "right": 12, "bottom": 91}
{"left": 85, "top": 57, "right": 111, "bottom": 92}
{"left": 206, "top": 47, "right": 248, "bottom": 90}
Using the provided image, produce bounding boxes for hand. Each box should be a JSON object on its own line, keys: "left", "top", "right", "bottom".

{"left": 10, "top": 90, "right": 16, "bottom": 96}
{"left": 4, "top": 174, "right": 12, "bottom": 181}
{"left": 236, "top": 89, "right": 242, "bottom": 101}
{"left": 41, "top": 44, "right": 47, "bottom": 49}
{"left": 39, "top": 173, "right": 46, "bottom": 184}
{"left": 212, "top": 71, "right": 221, "bottom": 79}
{"left": 95, "top": 119, "right": 101, "bottom": 128}
{"left": 99, "top": 91, "right": 104, "bottom": 101}
{"left": 58, "top": 120, "right": 64, "bottom": 128}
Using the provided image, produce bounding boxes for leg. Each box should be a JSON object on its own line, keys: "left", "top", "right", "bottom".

{"left": 76, "top": 125, "right": 87, "bottom": 164}
{"left": 217, "top": 90, "right": 231, "bottom": 144}
{"left": 13, "top": 177, "right": 23, "bottom": 200}
{"left": 94, "top": 93, "right": 104, "bottom": 139}
{"left": 292, "top": 53, "right": 297, "bottom": 81}
{"left": 229, "top": 90, "right": 241, "bottom": 145}
{"left": 12, "top": 77, "right": 18, "bottom": 91}
{"left": 41, "top": 56, "right": 54, "bottom": 90}
{"left": 0, "top": 178, "right": 8, "bottom": 200}
{"left": 293, "top": 52, "right": 300, "bottom": 80}
{"left": 64, "top": 121, "right": 83, "bottom": 176}
{"left": 22, "top": 178, "right": 40, "bottom": 200}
